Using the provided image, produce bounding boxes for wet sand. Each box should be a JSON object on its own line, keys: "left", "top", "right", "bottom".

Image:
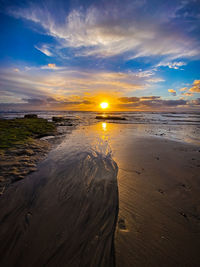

{"left": 112, "top": 135, "right": 200, "bottom": 267}
{"left": 0, "top": 122, "right": 200, "bottom": 266}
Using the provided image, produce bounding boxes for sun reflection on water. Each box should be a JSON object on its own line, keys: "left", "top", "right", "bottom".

{"left": 102, "top": 122, "right": 107, "bottom": 131}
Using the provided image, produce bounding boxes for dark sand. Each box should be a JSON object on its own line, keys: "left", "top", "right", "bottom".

{"left": 0, "top": 122, "right": 200, "bottom": 266}
{"left": 113, "top": 136, "right": 200, "bottom": 267}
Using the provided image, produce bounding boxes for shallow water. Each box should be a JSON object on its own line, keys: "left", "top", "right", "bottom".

{"left": 1, "top": 110, "right": 200, "bottom": 145}
{"left": 0, "top": 123, "right": 119, "bottom": 267}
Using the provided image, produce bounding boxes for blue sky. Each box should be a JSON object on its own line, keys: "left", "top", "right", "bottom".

{"left": 0, "top": 0, "right": 200, "bottom": 110}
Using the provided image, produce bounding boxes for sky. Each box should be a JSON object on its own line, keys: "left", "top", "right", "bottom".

{"left": 0, "top": 0, "right": 200, "bottom": 111}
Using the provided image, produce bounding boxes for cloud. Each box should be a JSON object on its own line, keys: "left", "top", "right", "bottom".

{"left": 176, "top": 80, "right": 200, "bottom": 96}
{"left": 9, "top": 1, "right": 200, "bottom": 60}
{"left": 22, "top": 98, "right": 46, "bottom": 105}
{"left": 1, "top": 94, "right": 192, "bottom": 111}
{"left": 1, "top": 67, "right": 158, "bottom": 105}
{"left": 190, "top": 98, "right": 200, "bottom": 105}
{"left": 119, "top": 96, "right": 161, "bottom": 103}
{"left": 181, "top": 92, "right": 193, "bottom": 96}
{"left": 147, "top": 78, "right": 165, "bottom": 83}
{"left": 168, "top": 89, "right": 177, "bottom": 96}
{"left": 135, "top": 70, "right": 154, "bottom": 78}
{"left": 117, "top": 96, "right": 189, "bottom": 110}
{"left": 157, "top": 61, "right": 186, "bottom": 69}
{"left": 35, "top": 45, "right": 52, "bottom": 56}
{"left": 118, "top": 97, "right": 140, "bottom": 103}
{"left": 140, "top": 96, "right": 161, "bottom": 101}
{"left": 13, "top": 68, "right": 20, "bottom": 72}
{"left": 189, "top": 80, "right": 200, "bottom": 93}
{"left": 41, "top": 64, "right": 62, "bottom": 70}
{"left": 48, "top": 64, "right": 56, "bottom": 69}
{"left": 180, "top": 87, "right": 188, "bottom": 91}
{"left": 145, "top": 99, "right": 187, "bottom": 107}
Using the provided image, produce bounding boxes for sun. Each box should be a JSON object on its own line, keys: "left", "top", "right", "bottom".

{"left": 100, "top": 102, "right": 109, "bottom": 109}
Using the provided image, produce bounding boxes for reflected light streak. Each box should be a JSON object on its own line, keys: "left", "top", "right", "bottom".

{"left": 102, "top": 122, "right": 107, "bottom": 131}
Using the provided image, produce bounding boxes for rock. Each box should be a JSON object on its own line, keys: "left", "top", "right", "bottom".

{"left": 96, "top": 115, "right": 126, "bottom": 120}
{"left": 135, "top": 170, "right": 141, "bottom": 175}
{"left": 118, "top": 218, "right": 127, "bottom": 230}
{"left": 0, "top": 135, "right": 53, "bottom": 193}
{"left": 52, "top": 117, "right": 66, "bottom": 122}
{"left": 52, "top": 117, "right": 74, "bottom": 126}
{"left": 11, "top": 175, "right": 24, "bottom": 182}
{"left": 0, "top": 176, "right": 5, "bottom": 182}
{"left": 0, "top": 186, "right": 5, "bottom": 195}
{"left": 59, "top": 123, "right": 73, "bottom": 126}
{"left": 158, "top": 188, "right": 164, "bottom": 194}
{"left": 23, "top": 163, "right": 36, "bottom": 168}
{"left": 23, "top": 149, "right": 35, "bottom": 156}
{"left": 15, "top": 149, "right": 27, "bottom": 156}
{"left": 27, "top": 167, "right": 37, "bottom": 173}
{"left": 24, "top": 114, "right": 38, "bottom": 119}
{"left": 180, "top": 212, "right": 187, "bottom": 218}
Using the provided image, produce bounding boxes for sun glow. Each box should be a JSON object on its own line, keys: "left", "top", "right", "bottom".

{"left": 100, "top": 102, "right": 109, "bottom": 109}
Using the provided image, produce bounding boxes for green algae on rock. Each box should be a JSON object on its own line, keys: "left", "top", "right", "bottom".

{"left": 0, "top": 118, "right": 57, "bottom": 150}
{"left": 0, "top": 118, "right": 57, "bottom": 194}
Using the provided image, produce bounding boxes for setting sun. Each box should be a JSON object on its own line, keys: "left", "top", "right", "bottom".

{"left": 100, "top": 102, "right": 109, "bottom": 109}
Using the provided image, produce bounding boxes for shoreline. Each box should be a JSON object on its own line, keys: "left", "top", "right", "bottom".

{"left": 0, "top": 122, "right": 200, "bottom": 266}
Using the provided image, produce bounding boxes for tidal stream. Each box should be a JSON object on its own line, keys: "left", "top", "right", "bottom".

{"left": 0, "top": 124, "right": 119, "bottom": 267}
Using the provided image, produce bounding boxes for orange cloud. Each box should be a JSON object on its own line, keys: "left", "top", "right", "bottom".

{"left": 180, "top": 87, "right": 187, "bottom": 91}
{"left": 48, "top": 63, "right": 56, "bottom": 68}
{"left": 168, "top": 89, "right": 176, "bottom": 96}
{"left": 189, "top": 80, "right": 200, "bottom": 93}
{"left": 181, "top": 92, "right": 193, "bottom": 96}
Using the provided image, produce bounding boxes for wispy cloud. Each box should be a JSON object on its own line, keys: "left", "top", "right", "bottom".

{"left": 147, "top": 78, "right": 165, "bottom": 83}
{"left": 1, "top": 66, "right": 165, "bottom": 105}
{"left": 35, "top": 44, "right": 52, "bottom": 56}
{"left": 157, "top": 61, "right": 186, "bottom": 69}
{"left": 9, "top": 1, "right": 200, "bottom": 60}
{"left": 1, "top": 0, "right": 199, "bottom": 112}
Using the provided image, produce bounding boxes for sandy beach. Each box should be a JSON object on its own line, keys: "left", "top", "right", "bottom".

{"left": 0, "top": 122, "right": 200, "bottom": 266}
{"left": 111, "top": 131, "right": 200, "bottom": 266}
{"left": 1, "top": 0, "right": 200, "bottom": 265}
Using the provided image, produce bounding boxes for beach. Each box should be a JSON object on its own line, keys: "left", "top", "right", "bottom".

{"left": 0, "top": 119, "right": 200, "bottom": 266}
{"left": 1, "top": 0, "right": 200, "bottom": 265}
{"left": 112, "top": 132, "right": 200, "bottom": 266}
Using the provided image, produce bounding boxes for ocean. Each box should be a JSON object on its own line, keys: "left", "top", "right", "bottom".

{"left": 0, "top": 111, "right": 200, "bottom": 145}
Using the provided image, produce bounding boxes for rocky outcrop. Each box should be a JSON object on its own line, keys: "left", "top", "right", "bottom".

{"left": 96, "top": 115, "right": 126, "bottom": 120}
{"left": 52, "top": 117, "right": 74, "bottom": 126}
{"left": 24, "top": 114, "right": 38, "bottom": 119}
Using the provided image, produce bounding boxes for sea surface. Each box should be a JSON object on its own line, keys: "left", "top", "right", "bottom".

{"left": 1, "top": 111, "right": 200, "bottom": 145}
